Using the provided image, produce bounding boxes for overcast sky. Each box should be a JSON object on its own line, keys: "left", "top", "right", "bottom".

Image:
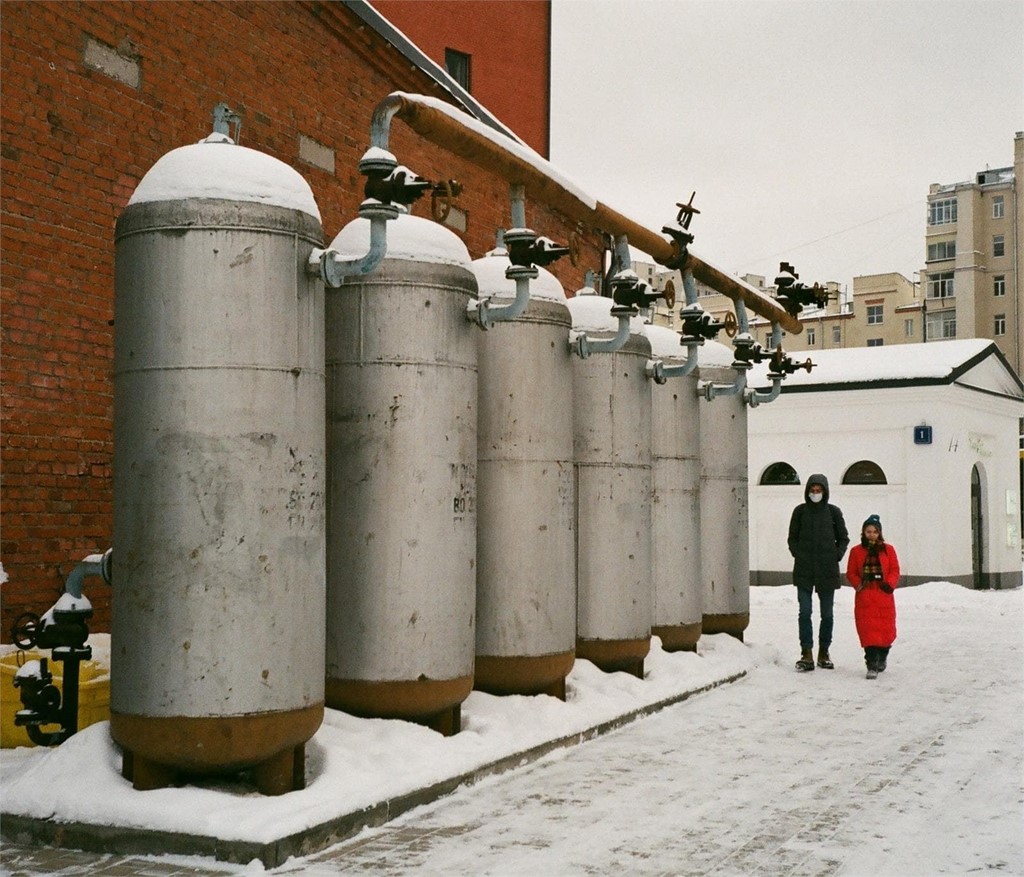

{"left": 549, "top": 0, "right": 1023, "bottom": 294}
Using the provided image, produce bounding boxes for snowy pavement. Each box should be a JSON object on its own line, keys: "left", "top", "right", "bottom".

{"left": 1, "top": 581, "right": 1021, "bottom": 876}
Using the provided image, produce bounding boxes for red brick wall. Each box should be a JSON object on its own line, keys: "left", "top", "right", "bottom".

{"left": 0, "top": 1, "right": 600, "bottom": 636}
{"left": 370, "top": 0, "right": 551, "bottom": 157}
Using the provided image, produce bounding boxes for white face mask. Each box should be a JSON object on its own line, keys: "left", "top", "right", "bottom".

{"left": 809, "top": 492, "right": 824, "bottom": 503}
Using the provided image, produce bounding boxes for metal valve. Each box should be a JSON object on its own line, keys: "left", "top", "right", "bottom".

{"left": 679, "top": 303, "right": 726, "bottom": 342}
{"left": 768, "top": 345, "right": 815, "bottom": 377}
{"left": 774, "top": 262, "right": 834, "bottom": 316}
{"left": 661, "top": 192, "right": 700, "bottom": 268}
{"left": 505, "top": 227, "right": 570, "bottom": 269}
{"left": 611, "top": 270, "right": 660, "bottom": 311}
{"left": 363, "top": 164, "right": 433, "bottom": 207}
{"left": 731, "top": 332, "right": 766, "bottom": 367}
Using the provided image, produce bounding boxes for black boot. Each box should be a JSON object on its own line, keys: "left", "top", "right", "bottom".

{"left": 816, "top": 648, "right": 834, "bottom": 670}
{"left": 795, "top": 648, "right": 815, "bottom": 672}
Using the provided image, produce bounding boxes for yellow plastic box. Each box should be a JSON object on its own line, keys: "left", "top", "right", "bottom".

{"left": 1, "top": 650, "right": 110, "bottom": 748}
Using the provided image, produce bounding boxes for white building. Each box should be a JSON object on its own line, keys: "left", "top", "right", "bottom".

{"left": 747, "top": 339, "right": 1023, "bottom": 589}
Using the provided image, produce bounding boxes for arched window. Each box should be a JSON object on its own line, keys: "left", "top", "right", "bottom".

{"left": 760, "top": 462, "right": 800, "bottom": 485}
{"left": 842, "top": 460, "right": 887, "bottom": 484}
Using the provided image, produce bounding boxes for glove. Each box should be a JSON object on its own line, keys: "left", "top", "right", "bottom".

{"left": 880, "top": 584, "right": 893, "bottom": 594}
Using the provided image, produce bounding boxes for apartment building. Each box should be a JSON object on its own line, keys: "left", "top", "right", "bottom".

{"left": 923, "top": 131, "right": 1022, "bottom": 377}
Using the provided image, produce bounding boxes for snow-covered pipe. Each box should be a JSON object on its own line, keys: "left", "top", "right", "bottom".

{"left": 64, "top": 549, "right": 112, "bottom": 599}
{"left": 646, "top": 271, "right": 702, "bottom": 383}
{"left": 746, "top": 323, "right": 785, "bottom": 407}
{"left": 467, "top": 186, "right": 535, "bottom": 330}
{"left": 367, "top": 92, "right": 803, "bottom": 334}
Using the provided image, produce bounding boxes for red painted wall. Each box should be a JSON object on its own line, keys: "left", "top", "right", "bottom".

{"left": 0, "top": 0, "right": 596, "bottom": 636}
{"left": 370, "top": 0, "right": 551, "bottom": 157}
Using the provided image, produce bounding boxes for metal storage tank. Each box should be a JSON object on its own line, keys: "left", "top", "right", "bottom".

{"left": 112, "top": 130, "right": 326, "bottom": 794}
{"left": 325, "top": 212, "right": 478, "bottom": 736}
{"left": 567, "top": 292, "right": 653, "bottom": 677}
{"left": 471, "top": 247, "right": 575, "bottom": 698}
{"left": 697, "top": 341, "right": 750, "bottom": 639}
{"left": 646, "top": 325, "right": 703, "bottom": 652}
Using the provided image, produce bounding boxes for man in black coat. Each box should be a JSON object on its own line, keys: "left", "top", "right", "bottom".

{"left": 788, "top": 473, "right": 849, "bottom": 671}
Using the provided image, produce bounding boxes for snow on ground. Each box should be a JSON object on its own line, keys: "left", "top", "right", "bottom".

{"left": 1, "top": 580, "right": 1021, "bottom": 876}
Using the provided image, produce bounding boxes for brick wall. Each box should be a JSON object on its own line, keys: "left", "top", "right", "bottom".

{"left": 0, "top": 1, "right": 603, "bottom": 636}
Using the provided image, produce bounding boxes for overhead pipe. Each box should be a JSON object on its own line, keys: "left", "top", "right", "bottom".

{"left": 368, "top": 92, "right": 803, "bottom": 335}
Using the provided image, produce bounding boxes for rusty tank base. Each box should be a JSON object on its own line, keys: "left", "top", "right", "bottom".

{"left": 702, "top": 612, "right": 750, "bottom": 642}
{"left": 325, "top": 674, "right": 472, "bottom": 738}
{"left": 110, "top": 704, "right": 322, "bottom": 796}
{"left": 473, "top": 651, "right": 574, "bottom": 701}
{"left": 576, "top": 637, "right": 649, "bottom": 680}
{"left": 652, "top": 622, "right": 702, "bottom": 653}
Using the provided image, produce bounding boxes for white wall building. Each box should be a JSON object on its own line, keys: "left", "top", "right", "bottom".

{"left": 747, "top": 339, "right": 1023, "bottom": 589}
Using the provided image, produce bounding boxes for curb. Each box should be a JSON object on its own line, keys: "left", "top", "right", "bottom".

{"left": 1, "top": 670, "right": 747, "bottom": 868}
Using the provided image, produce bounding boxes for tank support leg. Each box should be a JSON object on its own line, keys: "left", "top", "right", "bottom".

{"left": 423, "top": 703, "right": 461, "bottom": 737}
{"left": 126, "top": 752, "right": 178, "bottom": 791}
{"left": 253, "top": 746, "right": 301, "bottom": 796}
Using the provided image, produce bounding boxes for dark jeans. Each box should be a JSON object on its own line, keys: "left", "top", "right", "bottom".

{"left": 797, "top": 586, "right": 834, "bottom": 650}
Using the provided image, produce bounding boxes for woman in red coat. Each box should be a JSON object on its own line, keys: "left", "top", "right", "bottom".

{"left": 845, "top": 514, "right": 901, "bottom": 679}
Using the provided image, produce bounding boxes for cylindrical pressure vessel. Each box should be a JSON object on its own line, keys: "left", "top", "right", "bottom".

{"left": 325, "top": 213, "right": 478, "bottom": 736}
{"left": 112, "top": 134, "right": 326, "bottom": 794}
{"left": 471, "top": 248, "right": 575, "bottom": 698}
{"left": 646, "top": 325, "right": 702, "bottom": 652}
{"left": 697, "top": 341, "right": 750, "bottom": 640}
{"left": 568, "top": 292, "right": 653, "bottom": 677}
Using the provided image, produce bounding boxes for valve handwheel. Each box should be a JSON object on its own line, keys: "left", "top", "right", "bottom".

{"left": 723, "top": 311, "right": 738, "bottom": 338}
{"left": 662, "top": 279, "right": 676, "bottom": 310}
{"left": 11, "top": 612, "right": 40, "bottom": 650}
{"left": 431, "top": 180, "right": 454, "bottom": 223}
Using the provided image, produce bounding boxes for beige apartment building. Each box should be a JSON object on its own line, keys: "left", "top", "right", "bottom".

{"left": 640, "top": 132, "right": 1022, "bottom": 376}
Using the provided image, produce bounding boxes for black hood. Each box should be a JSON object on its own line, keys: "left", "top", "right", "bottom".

{"left": 804, "top": 473, "right": 830, "bottom": 503}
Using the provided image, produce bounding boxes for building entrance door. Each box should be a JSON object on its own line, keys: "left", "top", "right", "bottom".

{"left": 971, "top": 465, "right": 985, "bottom": 589}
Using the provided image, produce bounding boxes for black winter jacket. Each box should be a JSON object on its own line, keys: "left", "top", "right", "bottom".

{"left": 787, "top": 473, "right": 850, "bottom": 592}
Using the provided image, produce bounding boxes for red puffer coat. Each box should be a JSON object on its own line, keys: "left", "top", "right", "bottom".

{"left": 845, "top": 541, "right": 901, "bottom": 647}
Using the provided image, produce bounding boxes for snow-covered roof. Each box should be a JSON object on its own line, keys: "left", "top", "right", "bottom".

{"left": 750, "top": 338, "right": 1024, "bottom": 400}
{"left": 128, "top": 136, "right": 321, "bottom": 220}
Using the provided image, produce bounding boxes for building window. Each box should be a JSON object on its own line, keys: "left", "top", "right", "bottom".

{"left": 904, "top": 319, "right": 914, "bottom": 338}
{"left": 806, "top": 327, "right": 816, "bottom": 346}
{"left": 927, "top": 240, "right": 956, "bottom": 262}
{"left": 832, "top": 325, "right": 841, "bottom": 344}
{"left": 926, "top": 310, "right": 957, "bottom": 339}
{"left": 993, "top": 195, "right": 1005, "bottom": 219}
{"left": 866, "top": 305, "right": 883, "bottom": 325}
{"left": 843, "top": 460, "right": 887, "bottom": 484}
{"left": 994, "top": 275, "right": 1006, "bottom": 296}
{"left": 926, "top": 272, "right": 954, "bottom": 298}
{"left": 928, "top": 198, "right": 957, "bottom": 225}
{"left": 445, "top": 49, "right": 472, "bottom": 91}
{"left": 993, "top": 235, "right": 1005, "bottom": 257}
{"left": 760, "top": 462, "right": 800, "bottom": 485}
{"left": 867, "top": 338, "right": 884, "bottom": 347}
{"left": 995, "top": 314, "right": 1006, "bottom": 335}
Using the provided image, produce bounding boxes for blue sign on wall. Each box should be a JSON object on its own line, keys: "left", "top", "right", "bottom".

{"left": 913, "top": 425, "right": 933, "bottom": 445}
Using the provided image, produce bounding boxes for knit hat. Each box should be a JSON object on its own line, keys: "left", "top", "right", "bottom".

{"left": 862, "top": 514, "right": 882, "bottom": 533}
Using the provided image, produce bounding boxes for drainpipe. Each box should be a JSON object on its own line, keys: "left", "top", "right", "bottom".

{"left": 368, "top": 92, "right": 803, "bottom": 334}
{"left": 646, "top": 270, "right": 702, "bottom": 384}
